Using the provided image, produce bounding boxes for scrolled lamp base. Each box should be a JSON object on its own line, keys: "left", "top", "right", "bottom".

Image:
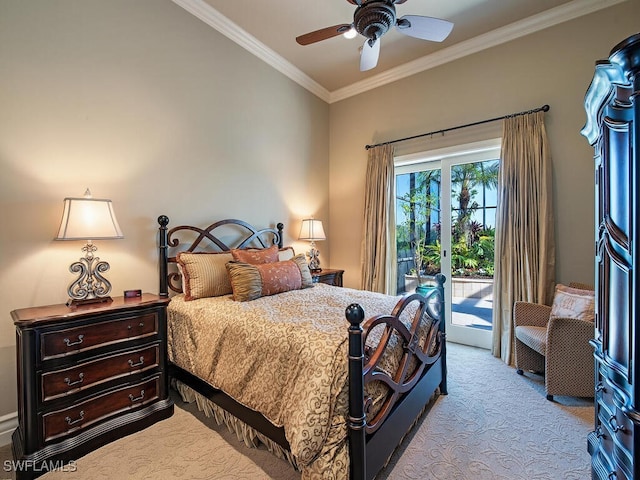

{"left": 307, "top": 242, "right": 322, "bottom": 273}
{"left": 66, "top": 241, "right": 113, "bottom": 307}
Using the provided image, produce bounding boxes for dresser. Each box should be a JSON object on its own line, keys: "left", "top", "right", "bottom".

{"left": 11, "top": 294, "right": 174, "bottom": 479}
{"left": 581, "top": 33, "right": 640, "bottom": 480}
{"left": 312, "top": 268, "right": 344, "bottom": 287}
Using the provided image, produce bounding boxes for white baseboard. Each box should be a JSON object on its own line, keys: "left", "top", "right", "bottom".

{"left": 0, "top": 412, "right": 18, "bottom": 447}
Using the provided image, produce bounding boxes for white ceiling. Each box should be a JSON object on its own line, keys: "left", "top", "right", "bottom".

{"left": 173, "top": 0, "right": 626, "bottom": 103}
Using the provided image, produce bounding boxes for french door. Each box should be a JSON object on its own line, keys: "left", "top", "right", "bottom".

{"left": 395, "top": 139, "right": 501, "bottom": 349}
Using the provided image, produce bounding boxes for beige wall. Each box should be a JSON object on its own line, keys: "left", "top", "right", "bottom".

{"left": 0, "top": 0, "right": 329, "bottom": 417}
{"left": 329, "top": 1, "right": 640, "bottom": 290}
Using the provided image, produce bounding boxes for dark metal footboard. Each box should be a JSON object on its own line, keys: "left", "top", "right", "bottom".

{"left": 346, "top": 274, "right": 447, "bottom": 480}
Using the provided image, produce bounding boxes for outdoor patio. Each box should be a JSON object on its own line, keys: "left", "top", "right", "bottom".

{"left": 452, "top": 296, "right": 492, "bottom": 330}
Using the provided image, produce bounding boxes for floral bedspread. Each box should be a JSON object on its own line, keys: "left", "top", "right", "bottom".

{"left": 167, "top": 283, "right": 426, "bottom": 479}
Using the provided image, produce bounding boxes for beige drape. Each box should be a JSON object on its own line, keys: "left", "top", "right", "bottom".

{"left": 361, "top": 144, "right": 397, "bottom": 294}
{"left": 492, "top": 111, "right": 555, "bottom": 364}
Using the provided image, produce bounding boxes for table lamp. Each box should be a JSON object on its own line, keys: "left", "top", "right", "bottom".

{"left": 55, "top": 189, "right": 123, "bottom": 306}
{"left": 298, "top": 218, "right": 326, "bottom": 272}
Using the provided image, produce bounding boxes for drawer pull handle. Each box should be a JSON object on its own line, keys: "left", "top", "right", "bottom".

{"left": 608, "top": 415, "right": 625, "bottom": 433}
{"left": 63, "top": 335, "right": 84, "bottom": 347}
{"left": 65, "top": 410, "right": 85, "bottom": 426}
{"left": 608, "top": 472, "right": 617, "bottom": 479}
{"left": 128, "top": 356, "right": 145, "bottom": 368}
{"left": 64, "top": 373, "right": 84, "bottom": 387}
{"left": 129, "top": 390, "right": 145, "bottom": 403}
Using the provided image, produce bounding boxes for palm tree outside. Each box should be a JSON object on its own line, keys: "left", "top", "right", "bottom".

{"left": 396, "top": 159, "right": 499, "bottom": 329}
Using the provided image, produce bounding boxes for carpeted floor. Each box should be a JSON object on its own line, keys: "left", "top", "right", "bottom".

{"left": 0, "top": 342, "right": 593, "bottom": 479}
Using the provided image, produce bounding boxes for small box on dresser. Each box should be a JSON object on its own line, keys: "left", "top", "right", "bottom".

{"left": 11, "top": 294, "right": 174, "bottom": 480}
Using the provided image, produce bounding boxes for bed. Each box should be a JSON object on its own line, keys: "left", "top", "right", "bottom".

{"left": 157, "top": 216, "right": 447, "bottom": 480}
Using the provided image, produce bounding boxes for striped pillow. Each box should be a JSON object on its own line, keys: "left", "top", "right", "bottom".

{"left": 177, "top": 252, "right": 234, "bottom": 300}
{"left": 226, "top": 255, "right": 313, "bottom": 302}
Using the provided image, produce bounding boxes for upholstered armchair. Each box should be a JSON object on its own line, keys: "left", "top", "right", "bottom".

{"left": 513, "top": 283, "right": 595, "bottom": 401}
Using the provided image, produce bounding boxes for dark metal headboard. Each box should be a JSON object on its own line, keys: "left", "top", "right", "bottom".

{"left": 157, "top": 215, "right": 284, "bottom": 296}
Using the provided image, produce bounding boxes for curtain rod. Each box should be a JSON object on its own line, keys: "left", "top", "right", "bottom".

{"left": 365, "top": 104, "right": 550, "bottom": 150}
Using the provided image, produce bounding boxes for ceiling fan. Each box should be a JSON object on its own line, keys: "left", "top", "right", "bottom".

{"left": 295, "top": 0, "right": 454, "bottom": 72}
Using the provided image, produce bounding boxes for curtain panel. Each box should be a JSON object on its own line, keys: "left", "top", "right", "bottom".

{"left": 361, "top": 144, "right": 396, "bottom": 294}
{"left": 492, "top": 111, "right": 555, "bottom": 364}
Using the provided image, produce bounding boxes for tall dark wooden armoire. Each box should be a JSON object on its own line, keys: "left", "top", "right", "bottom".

{"left": 582, "top": 32, "right": 640, "bottom": 480}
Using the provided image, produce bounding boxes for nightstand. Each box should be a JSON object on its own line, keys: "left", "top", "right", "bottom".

{"left": 312, "top": 268, "right": 344, "bottom": 287}
{"left": 11, "top": 294, "right": 174, "bottom": 480}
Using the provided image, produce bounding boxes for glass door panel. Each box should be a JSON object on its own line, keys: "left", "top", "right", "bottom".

{"left": 395, "top": 166, "right": 441, "bottom": 296}
{"left": 446, "top": 160, "right": 498, "bottom": 348}
{"left": 395, "top": 140, "right": 500, "bottom": 350}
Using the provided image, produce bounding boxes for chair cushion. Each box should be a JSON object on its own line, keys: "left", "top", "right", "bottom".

{"left": 549, "top": 284, "right": 595, "bottom": 322}
{"left": 515, "top": 325, "right": 547, "bottom": 355}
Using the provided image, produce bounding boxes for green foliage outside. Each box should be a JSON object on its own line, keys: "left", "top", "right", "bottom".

{"left": 397, "top": 160, "right": 498, "bottom": 283}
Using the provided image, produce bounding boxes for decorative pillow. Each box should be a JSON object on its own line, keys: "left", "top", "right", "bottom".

{"left": 231, "top": 244, "right": 279, "bottom": 264}
{"left": 549, "top": 284, "right": 595, "bottom": 322}
{"left": 226, "top": 254, "right": 313, "bottom": 302}
{"left": 177, "top": 252, "right": 234, "bottom": 300}
{"left": 278, "top": 246, "right": 296, "bottom": 261}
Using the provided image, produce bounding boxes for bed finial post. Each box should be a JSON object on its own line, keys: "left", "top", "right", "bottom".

{"left": 346, "top": 303, "right": 366, "bottom": 480}
{"left": 158, "top": 215, "right": 170, "bottom": 297}
{"left": 276, "top": 222, "right": 284, "bottom": 249}
{"left": 435, "top": 273, "right": 448, "bottom": 395}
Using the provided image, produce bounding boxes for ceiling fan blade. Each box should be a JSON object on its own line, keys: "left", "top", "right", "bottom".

{"left": 393, "top": 0, "right": 409, "bottom": 3}
{"left": 396, "top": 15, "right": 454, "bottom": 42}
{"left": 296, "top": 24, "right": 352, "bottom": 46}
{"left": 346, "top": 0, "right": 362, "bottom": 4}
{"left": 360, "top": 38, "right": 380, "bottom": 71}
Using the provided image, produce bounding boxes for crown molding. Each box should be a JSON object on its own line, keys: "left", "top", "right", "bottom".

{"left": 174, "top": 0, "right": 627, "bottom": 104}
{"left": 172, "top": 0, "right": 331, "bottom": 103}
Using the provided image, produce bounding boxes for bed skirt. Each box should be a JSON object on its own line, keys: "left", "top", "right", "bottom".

{"left": 173, "top": 379, "right": 300, "bottom": 471}
{"left": 173, "top": 378, "right": 441, "bottom": 478}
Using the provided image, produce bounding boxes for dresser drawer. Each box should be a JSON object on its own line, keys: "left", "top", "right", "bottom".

{"left": 41, "top": 345, "right": 159, "bottom": 402}
{"left": 42, "top": 376, "right": 159, "bottom": 443}
{"left": 40, "top": 312, "right": 158, "bottom": 361}
{"left": 596, "top": 404, "right": 633, "bottom": 475}
{"left": 592, "top": 446, "right": 631, "bottom": 480}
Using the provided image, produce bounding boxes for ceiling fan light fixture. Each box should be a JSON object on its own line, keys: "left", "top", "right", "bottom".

{"left": 343, "top": 27, "right": 357, "bottom": 39}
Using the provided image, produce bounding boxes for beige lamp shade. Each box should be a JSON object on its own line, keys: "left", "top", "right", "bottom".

{"left": 56, "top": 194, "right": 123, "bottom": 240}
{"left": 55, "top": 190, "right": 123, "bottom": 306}
{"left": 298, "top": 219, "right": 326, "bottom": 241}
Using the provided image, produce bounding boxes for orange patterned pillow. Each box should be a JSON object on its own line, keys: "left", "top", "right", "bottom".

{"left": 549, "top": 284, "right": 595, "bottom": 322}
{"left": 231, "top": 244, "right": 279, "bottom": 264}
{"left": 226, "top": 254, "right": 313, "bottom": 302}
